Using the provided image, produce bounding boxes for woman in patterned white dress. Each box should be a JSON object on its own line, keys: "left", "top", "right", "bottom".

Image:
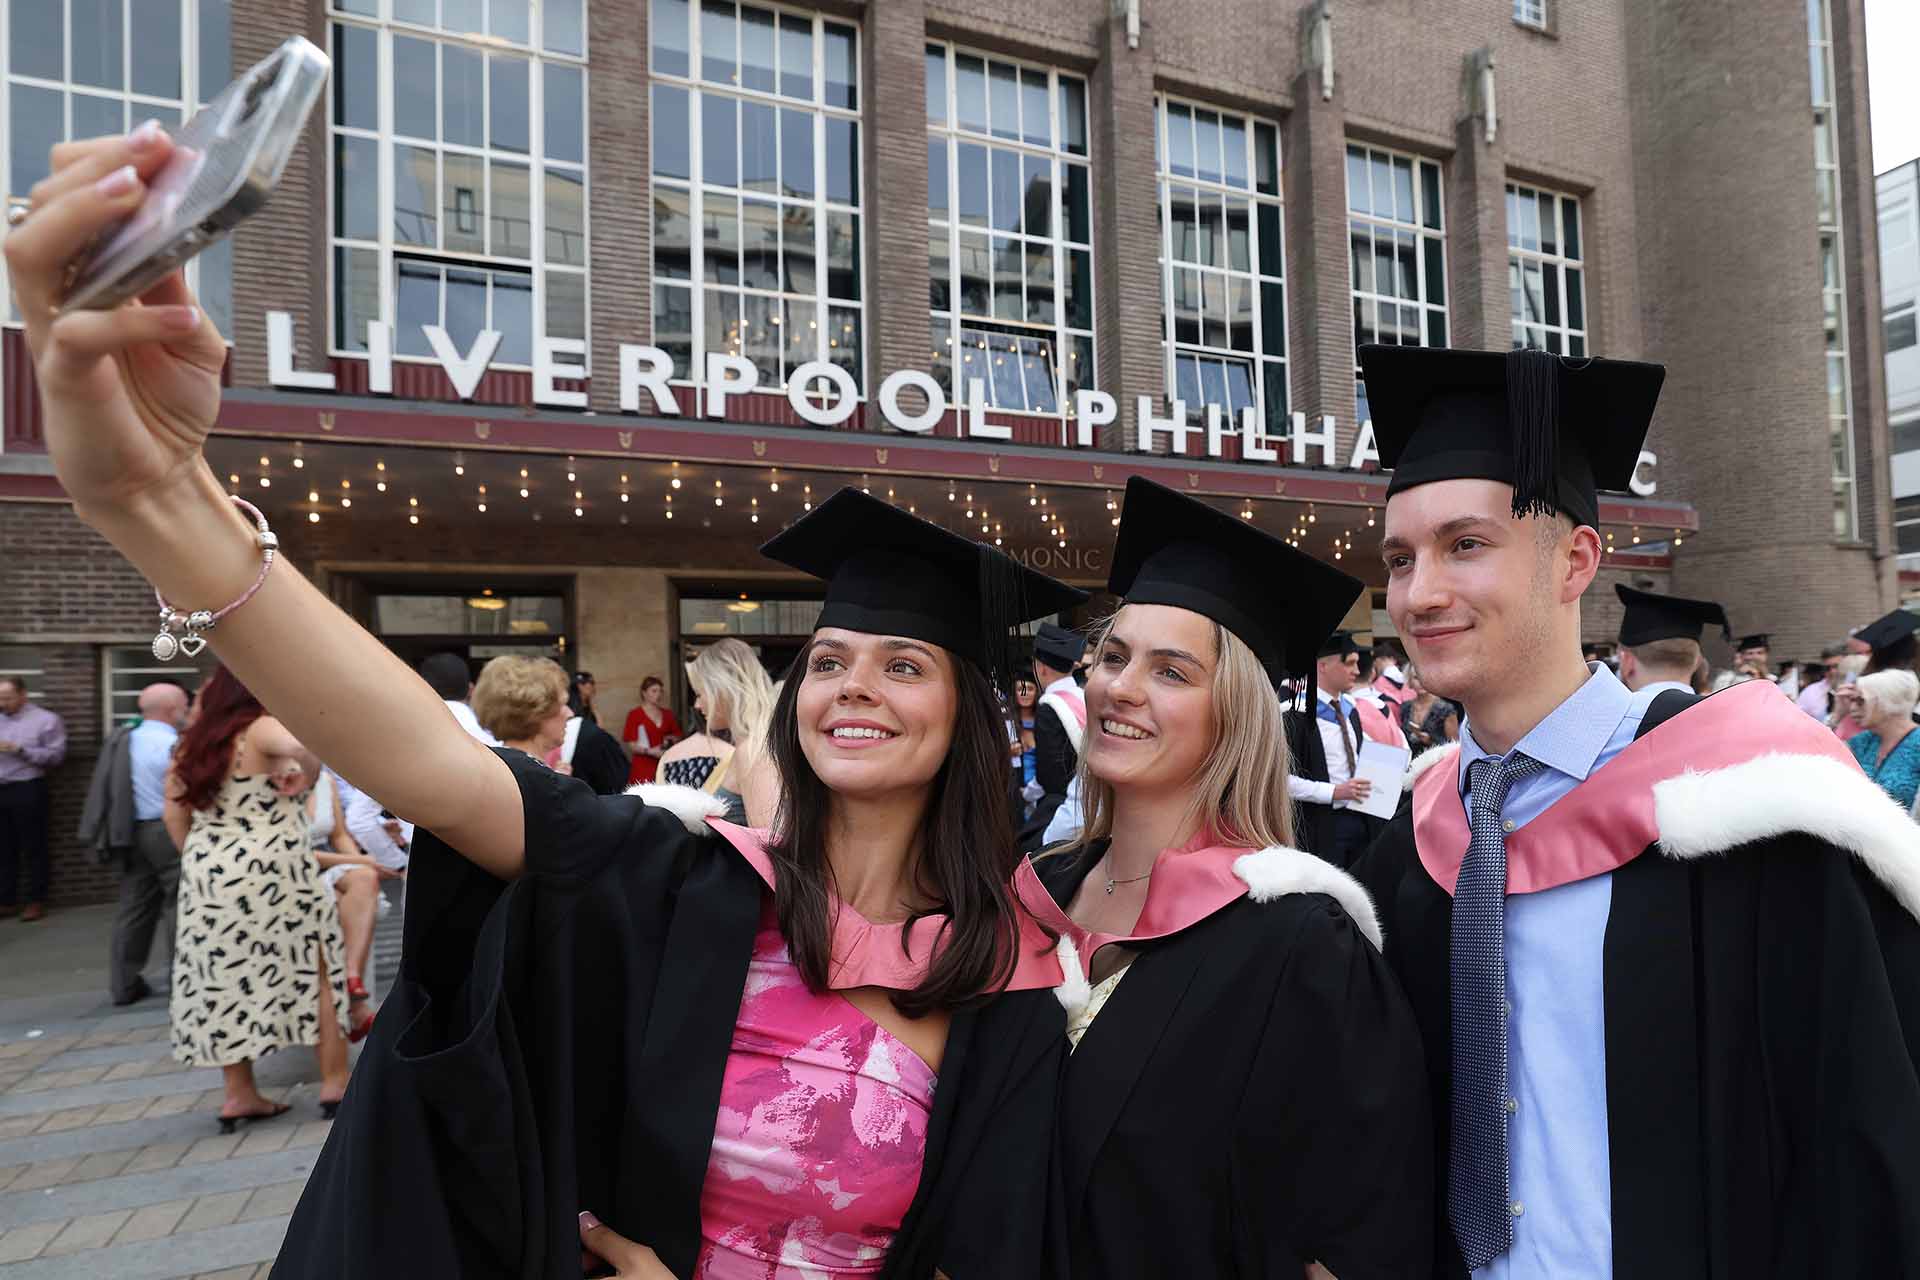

{"left": 162, "top": 667, "right": 350, "bottom": 1132}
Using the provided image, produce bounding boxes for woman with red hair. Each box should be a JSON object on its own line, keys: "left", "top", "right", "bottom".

{"left": 162, "top": 666, "right": 350, "bottom": 1131}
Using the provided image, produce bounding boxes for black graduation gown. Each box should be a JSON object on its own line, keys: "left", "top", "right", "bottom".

{"left": 1283, "top": 700, "right": 1378, "bottom": 866}
{"left": 273, "top": 750, "right": 1063, "bottom": 1279}
{"left": 1351, "top": 688, "right": 1920, "bottom": 1278}
{"left": 568, "top": 719, "right": 630, "bottom": 796}
{"left": 1031, "top": 841, "right": 1433, "bottom": 1279}
{"left": 1019, "top": 703, "right": 1078, "bottom": 851}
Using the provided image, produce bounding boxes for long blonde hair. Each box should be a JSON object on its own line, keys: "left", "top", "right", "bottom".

{"left": 688, "top": 638, "right": 777, "bottom": 766}
{"left": 1066, "top": 607, "right": 1295, "bottom": 854}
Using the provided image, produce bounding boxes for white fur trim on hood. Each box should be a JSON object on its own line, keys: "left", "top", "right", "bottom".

{"left": 1052, "top": 934, "right": 1092, "bottom": 1017}
{"left": 1655, "top": 751, "right": 1920, "bottom": 924}
{"left": 624, "top": 782, "right": 729, "bottom": 834}
{"left": 1406, "top": 742, "right": 1459, "bottom": 788}
{"left": 1232, "top": 846, "right": 1385, "bottom": 951}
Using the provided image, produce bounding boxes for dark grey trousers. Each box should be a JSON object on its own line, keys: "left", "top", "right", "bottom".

{"left": 109, "top": 820, "right": 179, "bottom": 1003}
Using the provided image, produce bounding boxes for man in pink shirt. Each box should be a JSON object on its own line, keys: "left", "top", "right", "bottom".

{"left": 0, "top": 676, "right": 69, "bottom": 921}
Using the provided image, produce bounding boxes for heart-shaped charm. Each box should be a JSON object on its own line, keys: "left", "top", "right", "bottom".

{"left": 179, "top": 634, "right": 208, "bottom": 658}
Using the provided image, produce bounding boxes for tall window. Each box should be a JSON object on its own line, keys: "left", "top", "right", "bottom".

{"left": 650, "top": 0, "right": 861, "bottom": 396}
{"left": 3, "top": 0, "right": 233, "bottom": 332}
{"left": 1507, "top": 183, "right": 1585, "bottom": 356}
{"left": 329, "top": 0, "right": 588, "bottom": 370}
{"left": 1890, "top": 301, "right": 1918, "bottom": 354}
{"left": 1155, "top": 97, "right": 1287, "bottom": 437}
{"left": 1809, "top": 0, "right": 1857, "bottom": 539}
{"left": 926, "top": 44, "right": 1092, "bottom": 417}
{"left": 1513, "top": 0, "right": 1548, "bottom": 30}
{"left": 1347, "top": 142, "right": 1447, "bottom": 426}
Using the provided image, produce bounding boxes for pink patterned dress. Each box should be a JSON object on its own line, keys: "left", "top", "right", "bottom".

{"left": 695, "top": 901, "right": 939, "bottom": 1277}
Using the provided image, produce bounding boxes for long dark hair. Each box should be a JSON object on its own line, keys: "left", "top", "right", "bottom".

{"left": 764, "top": 648, "right": 1021, "bottom": 1019}
{"left": 172, "top": 666, "right": 265, "bottom": 812}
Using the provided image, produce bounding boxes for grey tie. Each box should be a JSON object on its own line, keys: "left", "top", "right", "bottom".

{"left": 1449, "top": 752, "right": 1544, "bottom": 1270}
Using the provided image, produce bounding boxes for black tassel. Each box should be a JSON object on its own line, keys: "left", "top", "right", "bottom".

{"left": 1506, "top": 348, "right": 1561, "bottom": 520}
{"left": 975, "top": 542, "right": 1027, "bottom": 697}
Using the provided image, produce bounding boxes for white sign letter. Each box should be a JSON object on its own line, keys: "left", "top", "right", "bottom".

{"left": 1347, "top": 419, "right": 1380, "bottom": 469}
{"left": 1240, "top": 406, "right": 1277, "bottom": 462}
{"left": 1290, "top": 411, "right": 1338, "bottom": 467}
{"left": 422, "top": 325, "right": 503, "bottom": 400}
{"left": 1137, "top": 397, "right": 1193, "bottom": 453}
{"left": 877, "top": 369, "right": 946, "bottom": 434}
{"left": 534, "top": 337, "right": 589, "bottom": 409}
{"left": 619, "top": 345, "right": 680, "bottom": 415}
{"left": 1204, "top": 404, "right": 1233, "bottom": 458}
{"left": 267, "top": 311, "right": 335, "bottom": 390}
{"left": 1074, "top": 390, "right": 1118, "bottom": 447}
{"left": 786, "top": 360, "right": 860, "bottom": 427}
{"left": 367, "top": 321, "right": 393, "bottom": 395}
{"left": 1630, "top": 450, "right": 1658, "bottom": 497}
{"left": 966, "top": 378, "right": 1010, "bottom": 440}
{"left": 703, "top": 352, "right": 759, "bottom": 418}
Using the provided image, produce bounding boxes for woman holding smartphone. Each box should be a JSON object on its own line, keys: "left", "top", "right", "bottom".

{"left": 9, "top": 128, "right": 1082, "bottom": 1279}
{"left": 1019, "top": 478, "right": 1433, "bottom": 1278}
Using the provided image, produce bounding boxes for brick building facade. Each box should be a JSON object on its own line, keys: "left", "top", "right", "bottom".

{"left": 0, "top": 0, "right": 1887, "bottom": 904}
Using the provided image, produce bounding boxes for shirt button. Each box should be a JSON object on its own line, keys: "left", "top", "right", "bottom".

{"left": 1506, "top": 1097, "right": 1519, "bottom": 1114}
{"left": 1502, "top": 998, "right": 1513, "bottom": 1017}
{"left": 1511, "top": 1201, "right": 1525, "bottom": 1218}
{"left": 1502, "top": 818, "right": 1516, "bottom": 833}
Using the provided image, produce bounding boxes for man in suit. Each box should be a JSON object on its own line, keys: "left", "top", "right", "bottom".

{"left": 1018, "top": 623, "right": 1087, "bottom": 851}
{"left": 80, "top": 683, "right": 188, "bottom": 1005}
{"left": 1284, "top": 632, "right": 1378, "bottom": 867}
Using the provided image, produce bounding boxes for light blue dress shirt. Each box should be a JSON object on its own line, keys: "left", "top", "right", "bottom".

{"left": 128, "top": 719, "right": 179, "bottom": 822}
{"left": 1455, "top": 664, "right": 1657, "bottom": 1280}
{"left": 1043, "top": 775, "right": 1083, "bottom": 845}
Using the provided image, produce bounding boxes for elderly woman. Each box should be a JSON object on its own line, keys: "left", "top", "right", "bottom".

{"left": 1845, "top": 668, "right": 1920, "bottom": 810}
{"left": 471, "top": 656, "right": 571, "bottom": 771}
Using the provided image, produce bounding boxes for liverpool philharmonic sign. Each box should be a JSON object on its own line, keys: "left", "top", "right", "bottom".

{"left": 267, "top": 313, "right": 1661, "bottom": 496}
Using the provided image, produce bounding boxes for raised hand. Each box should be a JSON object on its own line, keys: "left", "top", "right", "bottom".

{"left": 4, "top": 124, "right": 227, "bottom": 516}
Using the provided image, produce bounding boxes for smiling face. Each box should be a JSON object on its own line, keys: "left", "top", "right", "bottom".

{"left": 1082, "top": 604, "right": 1219, "bottom": 796}
{"left": 1014, "top": 678, "right": 1038, "bottom": 709}
{"left": 794, "top": 628, "right": 959, "bottom": 801}
{"left": 1382, "top": 478, "right": 1596, "bottom": 707}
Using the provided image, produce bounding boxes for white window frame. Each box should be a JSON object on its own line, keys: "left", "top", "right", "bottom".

{"left": 1809, "top": 0, "right": 1858, "bottom": 541}
{"left": 1506, "top": 181, "right": 1587, "bottom": 357}
{"left": 1513, "top": 0, "right": 1549, "bottom": 31}
{"left": 1, "top": 0, "right": 233, "bottom": 332}
{"left": 326, "top": 0, "right": 590, "bottom": 373}
{"left": 1155, "top": 94, "right": 1288, "bottom": 441}
{"left": 926, "top": 41, "right": 1094, "bottom": 423}
{"left": 1888, "top": 299, "right": 1918, "bottom": 354}
{"left": 102, "top": 644, "right": 213, "bottom": 731}
{"left": 1346, "top": 141, "right": 1448, "bottom": 425}
{"left": 649, "top": 0, "right": 864, "bottom": 396}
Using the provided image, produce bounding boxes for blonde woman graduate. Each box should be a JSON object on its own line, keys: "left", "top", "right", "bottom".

{"left": 1017, "top": 477, "right": 1433, "bottom": 1279}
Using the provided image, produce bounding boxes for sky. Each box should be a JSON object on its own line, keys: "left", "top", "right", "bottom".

{"left": 1869, "top": 0, "right": 1920, "bottom": 173}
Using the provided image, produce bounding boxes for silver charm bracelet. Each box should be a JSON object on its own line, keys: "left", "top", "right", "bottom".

{"left": 150, "top": 495, "right": 278, "bottom": 661}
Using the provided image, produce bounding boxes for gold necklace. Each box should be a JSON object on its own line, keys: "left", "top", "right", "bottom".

{"left": 1104, "top": 866, "right": 1153, "bottom": 895}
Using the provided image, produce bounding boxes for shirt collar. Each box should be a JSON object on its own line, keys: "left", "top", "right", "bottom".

{"left": 1457, "top": 662, "right": 1632, "bottom": 798}
{"left": 1315, "top": 687, "right": 1350, "bottom": 707}
{"left": 135, "top": 718, "right": 179, "bottom": 734}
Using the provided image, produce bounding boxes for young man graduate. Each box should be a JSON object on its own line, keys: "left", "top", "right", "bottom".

{"left": 1351, "top": 343, "right": 1920, "bottom": 1279}
{"left": 1284, "top": 632, "right": 1380, "bottom": 867}
{"left": 1611, "top": 584, "right": 1731, "bottom": 697}
{"left": 1019, "top": 622, "right": 1088, "bottom": 850}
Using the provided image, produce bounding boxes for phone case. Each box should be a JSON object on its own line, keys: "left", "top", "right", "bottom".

{"left": 62, "top": 35, "right": 330, "bottom": 312}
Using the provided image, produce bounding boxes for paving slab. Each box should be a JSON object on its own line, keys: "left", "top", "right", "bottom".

{"left": 0, "top": 1147, "right": 321, "bottom": 1231}
{"left": 0, "top": 1217, "right": 290, "bottom": 1280}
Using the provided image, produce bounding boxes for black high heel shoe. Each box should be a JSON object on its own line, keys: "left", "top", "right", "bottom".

{"left": 320, "top": 1098, "right": 341, "bottom": 1120}
{"left": 217, "top": 1101, "right": 291, "bottom": 1134}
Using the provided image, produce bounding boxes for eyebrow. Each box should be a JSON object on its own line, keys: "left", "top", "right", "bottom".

{"left": 1106, "top": 635, "right": 1207, "bottom": 667}
{"left": 809, "top": 635, "right": 938, "bottom": 662}
{"left": 1381, "top": 513, "right": 1504, "bottom": 553}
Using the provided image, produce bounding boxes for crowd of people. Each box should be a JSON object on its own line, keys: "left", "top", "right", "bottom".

{"left": 8, "top": 124, "right": 1920, "bottom": 1278}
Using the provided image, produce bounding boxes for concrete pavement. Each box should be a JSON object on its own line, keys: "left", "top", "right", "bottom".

{"left": 0, "top": 896, "right": 400, "bottom": 1278}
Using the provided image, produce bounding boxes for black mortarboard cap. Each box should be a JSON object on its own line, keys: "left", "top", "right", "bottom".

{"left": 1854, "top": 609, "right": 1920, "bottom": 654}
{"left": 760, "top": 488, "right": 1087, "bottom": 681}
{"left": 1735, "top": 634, "right": 1771, "bottom": 651}
{"left": 1360, "top": 345, "right": 1666, "bottom": 529}
{"left": 1107, "top": 477, "right": 1363, "bottom": 684}
{"left": 1032, "top": 623, "right": 1086, "bottom": 671}
{"left": 1317, "top": 631, "right": 1364, "bottom": 660}
{"left": 1614, "top": 584, "right": 1732, "bottom": 647}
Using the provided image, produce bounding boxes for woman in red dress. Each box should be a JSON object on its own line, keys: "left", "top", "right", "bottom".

{"left": 623, "top": 675, "right": 682, "bottom": 785}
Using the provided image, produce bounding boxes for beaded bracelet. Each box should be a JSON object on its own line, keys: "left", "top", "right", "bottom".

{"left": 150, "top": 495, "right": 278, "bottom": 661}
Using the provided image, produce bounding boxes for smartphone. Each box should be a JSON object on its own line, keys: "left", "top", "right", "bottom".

{"left": 62, "top": 35, "right": 329, "bottom": 312}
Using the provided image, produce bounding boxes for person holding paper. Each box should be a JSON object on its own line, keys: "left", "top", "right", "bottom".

{"left": 1284, "top": 632, "right": 1382, "bottom": 868}
{"left": 1350, "top": 343, "right": 1920, "bottom": 1279}
{"left": 1016, "top": 476, "right": 1432, "bottom": 1279}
